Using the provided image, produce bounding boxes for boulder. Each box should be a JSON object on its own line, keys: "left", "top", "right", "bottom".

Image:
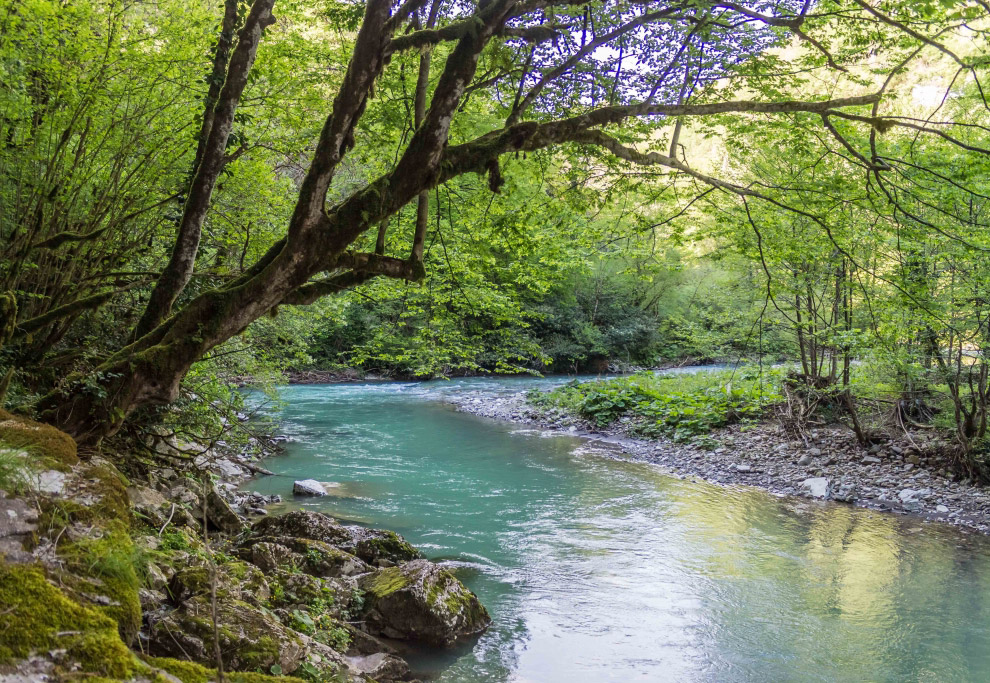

{"left": 800, "top": 477, "right": 830, "bottom": 499}
{"left": 167, "top": 560, "right": 270, "bottom": 607}
{"left": 347, "top": 527, "right": 421, "bottom": 566}
{"left": 203, "top": 488, "right": 245, "bottom": 534}
{"left": 359, "top": 559, "right": 490, "bottom": 647}
{"left": 147, "top": 598, "right": 305, "bottom": 674}
{"left": 246, "top": 540, "right": 296, "bottom": 573}
{"left": 345, "top": 652, "right": 410, "bottom": 681}
{"left": 252, "top": 510, "right": 351, "bottom": 546}
{"left": 249, "top": 511, "right": 420, "bottom": 566}
{"left": 293, "top": 479, "right": 328, "bottom": 496}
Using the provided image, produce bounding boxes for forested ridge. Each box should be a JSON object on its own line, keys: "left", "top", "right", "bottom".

{"left": 2, "top": 0, "right": 990, "bottom": 460}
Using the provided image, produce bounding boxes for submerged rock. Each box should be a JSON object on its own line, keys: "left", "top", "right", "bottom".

{"left": 359, "top": 559, "right": 491, "bottom": 647}
{"left": 293, "top": 479, "right": 327, "bottom": 496}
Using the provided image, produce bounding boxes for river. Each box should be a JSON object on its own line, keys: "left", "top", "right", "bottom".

{"left": 245, "top": 376, "right": 990, "bottom": 682}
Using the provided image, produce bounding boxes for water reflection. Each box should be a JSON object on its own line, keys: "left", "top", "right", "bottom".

{"left": 245, "top": 380, "right": 990, "bottom": 682}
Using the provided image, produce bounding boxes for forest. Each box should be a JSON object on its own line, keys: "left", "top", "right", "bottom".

{"left": 3, "top": 0, "right": 990, "bottom": 681}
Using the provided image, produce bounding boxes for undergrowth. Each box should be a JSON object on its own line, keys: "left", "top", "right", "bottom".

{"left": 528, "top": 366, "right": 784, "bottom": 441}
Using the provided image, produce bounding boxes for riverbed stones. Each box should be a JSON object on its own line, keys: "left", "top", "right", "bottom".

{"left": 800, "top": 477, "right": 831, "bottom": 499}
{"left": 359, "top": 559, "right": 491, "bottom": 647}
{"left": 293, "top": 479, "right": 327, "bottom": 496}
{"left": 898, "top": 488, "right": 924, "bottom": 511}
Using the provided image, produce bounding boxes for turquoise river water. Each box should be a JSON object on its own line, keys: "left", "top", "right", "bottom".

{"left": 245, "top": 377, "right": 990, "bottom": 682}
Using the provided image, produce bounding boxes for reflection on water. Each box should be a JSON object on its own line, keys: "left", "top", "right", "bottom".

{"left": 245, "top": 379, "right": 990, "bottom": 682}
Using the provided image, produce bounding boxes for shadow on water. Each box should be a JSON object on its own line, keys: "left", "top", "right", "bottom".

{"left": 243, "top": 377, "right": 990, "bottom": 682}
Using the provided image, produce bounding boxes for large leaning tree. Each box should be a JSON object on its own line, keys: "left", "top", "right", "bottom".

{"left": 3, "top": 0, "right": 988, "bottom": 443}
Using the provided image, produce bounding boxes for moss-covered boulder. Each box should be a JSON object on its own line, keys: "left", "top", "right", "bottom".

{"left": 54, "top": 525, "right": 143, "bottom": 645}
{"left": 147, "top": 597, "right": 305, "bottom": 674}
{"left": 249, "top": 510, "right": 352, "bottom": 547}
{"left": 0, "top": 409, "right": 78, "bottom": 470}
{"left": 167, "top": 559, "right": 270, "bottom": 608}
{"left": 241, "top": 536, "right": 370, "bottom": 578}
{"left": 0, "top": 561, "right": 135, "bottom": 678}
{"left": 359, "top": 559, "right": 491, "bottom": 647}
{"left": 246, "top": 510, "right": 418, "bottom": 568}
{"left": 347, "top": 527, "right": 421, "bottom": 566}
{"left": 243, "top": 540, "right": 295, "bottom": 573}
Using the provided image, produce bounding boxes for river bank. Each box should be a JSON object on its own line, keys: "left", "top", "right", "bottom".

{"left": 445, "top": 390, "right": 990, "bottom": 535}
{"left": 0, "top": 411, "right": 490, "bottom": 682}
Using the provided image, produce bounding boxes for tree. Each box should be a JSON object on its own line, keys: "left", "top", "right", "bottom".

{"left": 3, "top": 0, "right": 988, "bottom": 443}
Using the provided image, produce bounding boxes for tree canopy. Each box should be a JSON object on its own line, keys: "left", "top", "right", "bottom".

{"left": 1, "top": 0, "right": 989, "bottom": 445}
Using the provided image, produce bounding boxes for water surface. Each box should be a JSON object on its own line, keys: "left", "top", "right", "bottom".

{"left": 246, "top": 377, "right": 990, "bottom": 682}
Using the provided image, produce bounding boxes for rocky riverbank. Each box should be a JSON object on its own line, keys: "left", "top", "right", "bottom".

{"left": 0, "top": 411, "right": 489, "bottom": 682}
{"left": 446, "top": 391, "right": 990, "bottom": 535}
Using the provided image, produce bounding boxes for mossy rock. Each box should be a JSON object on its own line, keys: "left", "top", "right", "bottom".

{"left": 80, "top": 461, "right": 133, "bottom": 524}
{"left": 243, "top": 536, "right": 369, "bottom": 578}
{"left": 249, "top": 510, "right": 352, "bottom": 547}
{"left": 359, "top": 559, "right": 491, "bottom": 648}
{"left": 56, "top": 524, "right": 143, "bottom": 645}
{"left": 247, "top": 510, "right": 421, "bottom": 567}
{"left": 348, "top": 528, "right": 421, "bottom": 566}
{"left": 0, "top": 409, "right": 78, "bottom": 469}
{"left": 142, "top": 656, "right": 307, "bottom": 683}
{"left": 148, "top": 596, "right": 305, "bottom": 674}
{"left": 0, "top": 561, "right": 134, "bottom": 678}
{"left": 168, "top": 559, "right": 270, "bottom": 607}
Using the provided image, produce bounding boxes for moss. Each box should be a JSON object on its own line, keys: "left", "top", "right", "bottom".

{"left": 360, "top": 566, "right": 409, "bottom": 599}
{"left": 0, "top": 408, "right": 78, "bottom": 469}
{"left": 57, "top": 524, "right": 144, "bottom": 644}
{"left": 0, "top": 562, "right": 134, "bottom": 678}
{"left": 237, "top": 634, "right": 281, "bottom": 671}
{"left": 142, "top": 656, "right": 307, "bottom": 683}
{"left": 82, "top": 461, "right": 133, "bottom": 524}
{"left": 353, "top": 530, "right": 420, "bottom": 564}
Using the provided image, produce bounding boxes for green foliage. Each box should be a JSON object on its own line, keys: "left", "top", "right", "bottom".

{"left": 531, "top": 367, "right": 783, "bottom": 441}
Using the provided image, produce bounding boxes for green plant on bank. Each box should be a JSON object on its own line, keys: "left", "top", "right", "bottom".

{"left": 530, "top": 367, "right": 784, "bottom": 442}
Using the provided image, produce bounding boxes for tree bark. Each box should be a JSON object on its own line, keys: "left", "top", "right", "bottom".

{"left": 132, "top": 0, "right": 276, "bottom": 339}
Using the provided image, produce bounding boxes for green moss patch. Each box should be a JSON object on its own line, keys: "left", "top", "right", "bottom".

{"left": 361, "top": 565, "right": 410, "bottom": 598}
{"left": 0, "top": 562, "right": 134, "bottom": 678}
{"left": 0, "top": 409, "right": 78, "bottom": 469}
{"left": 142, "top": 656, "right": 307, "bottom": 683}
{"left": 57, "top": 525, "right": 144, "bottom": 644}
